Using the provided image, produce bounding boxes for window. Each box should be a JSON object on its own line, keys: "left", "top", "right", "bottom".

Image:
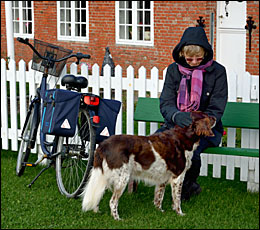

{"left": 116, "top": 1, "right": 154, "bottom": 46}
{"left": 12, "top": 1, "right": 34, "bottom": 38}
{"left": 57, "top": 1, "right": 89, "bottom": 42}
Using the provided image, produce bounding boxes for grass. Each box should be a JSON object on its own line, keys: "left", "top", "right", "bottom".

{"left": 1, "top": 149, "right": 259, "bottom": 229}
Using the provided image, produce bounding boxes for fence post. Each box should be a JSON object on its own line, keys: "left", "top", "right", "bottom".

{"left": 241, "top": 72, "right": 251, "bottom": 148}
{"left": 9, "top": 59, "right": 18, "bottom": 151}
{"left": 114, "top": 65, "right": 122, "bottom": 135}
{"left": 126, "top": 65, "right": 134, "bottom": 135}
{"left": 19, "top": 59, "right": 27, "bottom": 133}
{"left": 138, "top": 66, "right": 146, "bottom": 136}
{"left": 150, "top": 67, "right": 159, "bottom": 134}
{"left": 27, "top": 60, "right": 39, "bottom": 153}
{"left": 226, "top": 69, "right": 237, "bottom": 148}
{"left": 70, "top": 62, "right": 77, "bottom": 75}
{"left": 80, "top": 63, "right": 89, "bottom": 93}
{"left": 92, "top": 64, "right": 100, "bottom": 96}
{"left": 103, "top": 64, "right": 111, "bottom": 99}
{"left": 1, "top": 59, "right": 9, "bottom": 150}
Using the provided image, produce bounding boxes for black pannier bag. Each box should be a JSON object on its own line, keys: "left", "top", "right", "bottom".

{"left": 40, "top": 89, "right": 81, "bottom": 137}
{"left": 90, "top": 98, "right": 121, "bottom": 144}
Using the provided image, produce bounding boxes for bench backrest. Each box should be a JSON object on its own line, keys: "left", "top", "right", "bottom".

{"left": 134, "top": 97, "right": 164, "bottom": 123}
{"left": 134, "top": 97, "right": 259, "bottom": 129}
{"left": 222, "top": 102, "right": 259, "bottom": 129}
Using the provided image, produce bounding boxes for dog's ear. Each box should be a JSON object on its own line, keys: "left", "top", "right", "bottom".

{"left": 191, "top": 111, "right": 215, "bottom": 137}
{"left": 194, "top": 117, "right": 215, "bottom": 137}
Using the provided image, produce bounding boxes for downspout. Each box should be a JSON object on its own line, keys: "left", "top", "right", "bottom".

{"left": 5, "top": 1, "right": 15, "bottom": 60}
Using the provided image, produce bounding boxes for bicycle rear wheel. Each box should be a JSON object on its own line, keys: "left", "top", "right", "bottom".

{"left": 55, "top": 108, "right": 96, "bottom": 198}
{"left": 16, "top": 108, "right": 36, "bottom": 176}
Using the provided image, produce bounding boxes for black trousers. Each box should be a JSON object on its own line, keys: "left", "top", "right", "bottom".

{"left": 155, "top": 125, "right": 222, "bottom": 183}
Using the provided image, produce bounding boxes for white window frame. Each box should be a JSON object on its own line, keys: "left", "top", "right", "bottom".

{"left": 12, "top": 1, "right": 34, "bottom": 38}
{"left": 57, "top": 1, "right": 89, "bottom": 42}
{"left": 115, "top": 1, "right": 154, "bottom": 46}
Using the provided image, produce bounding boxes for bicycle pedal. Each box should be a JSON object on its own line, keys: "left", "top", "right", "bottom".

{"left": 22, "top": 162, "right": 36, "bottom": 167}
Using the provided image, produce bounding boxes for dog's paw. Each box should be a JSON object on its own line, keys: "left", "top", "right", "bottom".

{"left": 172, "top": 205, "right": 185, "bottom": 216}
{"left": 155, "top": 206, "right": 164, "bottom": 212}
{"left": 154, "top": 204, "right": 164, "bottom": 212}
{"left": 175, "top": 209, "right": 185, "bottom": 216}
{"left": 155, "top": 206, "right": 165, "bottom": 212}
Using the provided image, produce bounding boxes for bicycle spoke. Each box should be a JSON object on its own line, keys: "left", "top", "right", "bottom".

{"left": 56, "top": 109, "right": 95, "bottom": 198}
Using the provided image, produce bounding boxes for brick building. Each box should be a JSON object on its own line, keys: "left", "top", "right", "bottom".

{"left": 1, "top": 1, "right": 259, "bottom": 77}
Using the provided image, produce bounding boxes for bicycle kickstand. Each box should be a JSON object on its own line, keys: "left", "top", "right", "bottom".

{"left": 27, "top": 162, "right": 53, "bottom": 188}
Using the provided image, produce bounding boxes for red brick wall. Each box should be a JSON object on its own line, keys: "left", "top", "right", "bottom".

{"left": 1, "top": 2, "right": 7, "bottom": 59}
{"left": 1, "top": 1, "right": 258, "bottom": 77}
{"left": 245, "top": 1, "right": 259, "bottom": 75}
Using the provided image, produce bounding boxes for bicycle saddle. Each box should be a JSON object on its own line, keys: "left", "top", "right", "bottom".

{"left": 61, "top": 74, "right": 88, "bottom": 89}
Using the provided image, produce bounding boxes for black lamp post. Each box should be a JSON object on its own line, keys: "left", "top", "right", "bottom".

{"left": 225, "top": 1, "right": 229, "bottom": 17}
{"left": 245, "top": 16, "right": 257, "bottom": 52}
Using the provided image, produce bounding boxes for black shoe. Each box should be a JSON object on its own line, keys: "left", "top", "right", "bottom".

{"left": 181, "top": 182, "right": 201, "bottom": 201}
{"left": 190, "top": 182, "right": 202, "bottom": 196}
{"left": 181, "top": 181, "right": 192, "bottom": 201}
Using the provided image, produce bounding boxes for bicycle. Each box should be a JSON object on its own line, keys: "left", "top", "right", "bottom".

{"left": 16, "top": 37, "right": 100, "bottom": 198}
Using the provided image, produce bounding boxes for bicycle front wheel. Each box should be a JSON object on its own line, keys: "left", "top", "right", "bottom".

{"left": 16, "top": 108, "right": 35, "bottom": 176}
{"left": 56, "top": 108, "right": 96, "bottom": 198}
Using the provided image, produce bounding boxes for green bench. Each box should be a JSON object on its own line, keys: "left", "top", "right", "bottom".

{"left": 134, "top": 97, "right": 259, "bottom": 191}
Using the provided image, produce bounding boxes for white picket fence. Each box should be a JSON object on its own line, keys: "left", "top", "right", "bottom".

{"left": 1, "top": 58, "right": 259, "bottom": 192}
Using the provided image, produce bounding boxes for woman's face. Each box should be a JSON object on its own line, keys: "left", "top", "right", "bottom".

{"left": 184, "top": 55, "right": 204, "bottom": 67}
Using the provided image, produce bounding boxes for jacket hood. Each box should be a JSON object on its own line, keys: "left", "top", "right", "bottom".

{"left": 172, "top": 27, "right": 213, "bottom": 68}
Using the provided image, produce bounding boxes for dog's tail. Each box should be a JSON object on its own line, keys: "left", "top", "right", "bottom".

{"left": 81, "top": 167, "right": 107, "bottom": 212}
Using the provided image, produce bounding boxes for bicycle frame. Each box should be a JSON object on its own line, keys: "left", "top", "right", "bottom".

{"left": 19, "top": 73, "right": 59, "bottom": 167}
{"left": 39, "top": 72, "right": 55, "bottom": 158}
{"left": 27, "top": 96, "right": 40, "bottom": 150}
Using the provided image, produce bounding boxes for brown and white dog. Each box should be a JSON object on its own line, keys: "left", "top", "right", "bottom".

{"left": 81, "top": 111, "right": 216, "bottom": 220}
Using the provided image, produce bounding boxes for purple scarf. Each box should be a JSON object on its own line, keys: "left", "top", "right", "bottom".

{"left": 177, "top": 60, "right": 213, "bottom": 112}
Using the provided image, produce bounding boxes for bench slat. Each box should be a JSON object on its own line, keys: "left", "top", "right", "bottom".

{"left": 134, "top": 97, "right": 164, "bottom": 122}
{"left": 204, "top": 147, "right": 259, "bottom": 157}
{"left": 222, "top": 102, "right": 259, "bottom": 129}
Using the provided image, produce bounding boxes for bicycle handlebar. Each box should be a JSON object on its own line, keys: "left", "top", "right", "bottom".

{"left": 17, "top": 37, "right": 91, "bottom": 64}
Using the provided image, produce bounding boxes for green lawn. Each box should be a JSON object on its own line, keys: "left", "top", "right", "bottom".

{"left": 1, "top": 149, "right": 259, "bottom": 229}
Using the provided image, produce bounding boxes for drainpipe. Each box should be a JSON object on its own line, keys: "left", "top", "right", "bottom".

{"left": 5, "top": 1, "right": 15, "bottom": 60}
